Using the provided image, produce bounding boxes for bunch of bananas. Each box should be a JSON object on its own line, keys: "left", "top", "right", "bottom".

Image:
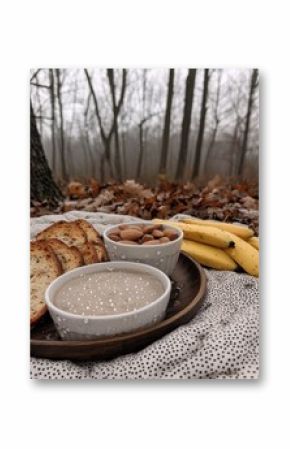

{"left": 153, "top": 218, "right": 259, "bottom": 277}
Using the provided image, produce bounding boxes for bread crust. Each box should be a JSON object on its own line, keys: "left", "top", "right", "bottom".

{"left": 30, "top": 241, "right": 63, "bottom": 326}
{"left": 74, "top": 219, "right": 101, "bottom": 243}
{"left": 36, "top": 221, "right": 87, "bottom": 247}
{"left": 78, "top": 242, "right": 99, "bottom": 265}
{"left": 31, "top": 219, "right": 108, "bottom": 326}
{"left": 46, "top": 238, "right": 84, "bottom": 272}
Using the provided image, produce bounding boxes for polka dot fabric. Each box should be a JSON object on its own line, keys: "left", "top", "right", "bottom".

{"left": 30, "top": 212, "right": 259, "bottom": 380}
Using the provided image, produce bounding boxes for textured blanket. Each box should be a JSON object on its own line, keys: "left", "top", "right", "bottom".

{"left": 30, "top": 211, "right": 259, "bottom": 379}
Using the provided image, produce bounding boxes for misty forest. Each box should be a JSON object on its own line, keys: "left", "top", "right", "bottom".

{"left": 30, "top": 68, "right": 259, "bottom": 228}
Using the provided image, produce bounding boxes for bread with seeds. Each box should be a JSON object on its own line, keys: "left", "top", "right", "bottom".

{"left": 94, "top": 244, "right": 108, "bottom": 262}
{"left": 46, "top": 238, "right": 84, "bottom": 272}
{"left": 36, "top": 221, "right": 87, "bottom": 247}
{"left": 30, "top": 241, "right": 62, "bottom": 325}
{"left": 74, "top": 219, "right": 102, "bottom": 243}
{"left": 78, "top": 242, "right": 100, "bottom": 265}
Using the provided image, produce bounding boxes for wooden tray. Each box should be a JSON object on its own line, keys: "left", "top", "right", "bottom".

{"left": 30, "top": 252, "right": 207, "bottom": 361}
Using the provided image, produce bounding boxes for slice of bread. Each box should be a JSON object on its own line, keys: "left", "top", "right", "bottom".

{"left": 94, "top": 244, "right": 108, "bottom": 262}
{"left": 78, "top": 242, "right": 100, "bottom": 265}
{"left": 36, "top": 221, "right": 87, "bottom": 247}
{"left": 74, "top": 219, "right": 101, "bottom": 243}
{"left": 30, "top": 241, "right": 62, "bottom": 326}
{"left": 46, "top": 238, "right": 84, "bottom": 272}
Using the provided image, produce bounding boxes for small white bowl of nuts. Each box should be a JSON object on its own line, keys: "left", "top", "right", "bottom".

{"left": 103, "top": 222, "right": 183, "bottom": 275}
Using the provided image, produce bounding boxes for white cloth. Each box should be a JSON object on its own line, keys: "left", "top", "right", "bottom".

{"left": 30, "top": 211, "right": 259, "bottom": 379}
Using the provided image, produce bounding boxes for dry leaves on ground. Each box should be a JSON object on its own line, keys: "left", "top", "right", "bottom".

{"left": 31, "top": 176, "right": 259, "bottom": 235}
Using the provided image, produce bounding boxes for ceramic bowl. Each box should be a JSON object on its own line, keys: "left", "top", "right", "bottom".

{"left": 45, "top": 261, "right": 171, "bottom": 340}
{"left": 103, "top": 222, "right": 183, "bottom": 275}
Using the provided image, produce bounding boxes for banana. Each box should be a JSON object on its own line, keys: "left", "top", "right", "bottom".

{"left": 225, "top": 233, "right": 259, "bottom": 277}
{"left": 153, "top": 219, "right": 235, "bottom": 248}
{"left": 247, "top": 236, "right": 259, "bottom": 250}
{"left": 181, "top": 239, "right": 237, "bottom": 270}
{"left": 181, "top": 217, "right": 254, "bottom": 239}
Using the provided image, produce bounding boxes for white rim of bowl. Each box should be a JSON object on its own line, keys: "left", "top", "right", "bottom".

{"left": 103, "top": 222, "right": 183, "bottom": 247}
{"left": 45, "top": 261, "right": 171, "bottom": 321}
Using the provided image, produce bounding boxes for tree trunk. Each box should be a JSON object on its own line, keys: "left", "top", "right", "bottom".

{"left": 55, "top": 69, "right": 67, "bottom": 180}
{"left": 30, "top": 102, "right": 63, "bottom": 205}
{"left": 136, "top": 122, "right": 145, "bottom": 180}
{"left": 34, "top": 72, "right": 43, "bottom": 137}
{"left": 49, "top": 69, "right": 56, "bottom": 172}
{"left": 83, "top": 92, "right": 96, "bottom": 178}
{"left": 175, "top": 69, "right": 196, "bottom": 181}
{"left": 230, "top": 118, "right": 241, "bottom": 176}
{"left": 238, "top": 68, "right": 258, "bottom": 176}
{"left": 84, "top": 69, "right": 126, "bottom": 180}
{"left": 100, "top": 153, "right": 105, "bottom": 183}
{"left": 107, "top": 69, "right": 127, "bottom": 182}
{"left": 121, "top": 132, "right": 127, "bottom": 180}
{"left": 159, "top": 68, "right": 174, "bottom": 175}
{"left": 204, "top": 69, "right": 222, "bottom": 172}
{"left": 192, "top": 68, "right": 210, "bottom": 179}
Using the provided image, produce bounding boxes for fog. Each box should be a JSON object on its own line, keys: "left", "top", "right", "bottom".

{"left": 30, "top": 68, "right": 259, "bottom": 184}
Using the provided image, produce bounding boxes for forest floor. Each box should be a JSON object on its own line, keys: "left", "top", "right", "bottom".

{"left": 30, "top": 175, "right": 259, "bottom": 235}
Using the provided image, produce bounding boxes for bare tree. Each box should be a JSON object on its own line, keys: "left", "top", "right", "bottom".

{"left": 192, "top": 68, "right": 210, "bottom": 178}
{"left": 204, "top": 69, "right": 222, "bottom": 170}
{"left": 30, "top": 102, "right": 63, "bottom": 204}
{"left": 55, "top": 69, "right": 67, "bottom": 180}
{"left": 49, "top": 69, "right": 57, "bottom": 172}
{"left": 107, "top": 69, "right": 127, "bottom": 181}
{"left": 238, "top": 69, "right": 259, "bottom": 175}
{"left": 136, "top": 113, "right": 159, "bottom": 179}
{"left": 34, "top": 71, "right": 43, "bottom": 137}
{"left": 84, "top": 69, "right": 127, "bottom": 181}
{"left": 175, "top": 69, "right": 196, "bottom": 180}
{"left": 136, "top": 69, "right": 148, "bottom": 180}
{"left": 84, "top": 69, "right": 113, "bottom": 178}
{"left": 83, "top": 91, "right": 97, "bottom": 179}
{"left": 159, "top": 69, "right": 174, "bottom": 175}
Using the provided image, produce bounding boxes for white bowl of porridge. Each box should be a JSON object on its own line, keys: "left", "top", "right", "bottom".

{"left": 103, "top": 222, "right": 183, "bottom": 275}
{"left": 45, "top": 261, "right": 171, "bottom": 340}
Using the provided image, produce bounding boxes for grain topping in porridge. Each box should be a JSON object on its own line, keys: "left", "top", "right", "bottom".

{"left": 53, "top": 269, "right": 165, "bottom": 316}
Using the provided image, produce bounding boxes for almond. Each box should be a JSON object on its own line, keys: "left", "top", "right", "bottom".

{"left": 163, "top": 229, "right": 179, "bottom": 240}
{"left": 108, "top": 233, "right": 120, "bottom": 242}
{"left": 152, "top": 229, "right": 164, "bottom": 238}
{"left": 143, "top": 224, "right": 155, "bottom": 234}
{"left": 152, "top": 224, "right": 162, "bottom": 230}
{"left": 159, "top": 236, "right": 170, "bottom": 243}
{"left": 129, "top": 225, "right": 144, "bottom": 231}
{"left": 142, "top": 233, "right": 154, "bottom": 243}
{"left": 118, "top": 240, "right": 138, "bottom": 245}
{"left": 120, "top": 229, "right": 144, "bottom": 241}
{"left": 142, "top": 240, "right": 161, "bottom": 245}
